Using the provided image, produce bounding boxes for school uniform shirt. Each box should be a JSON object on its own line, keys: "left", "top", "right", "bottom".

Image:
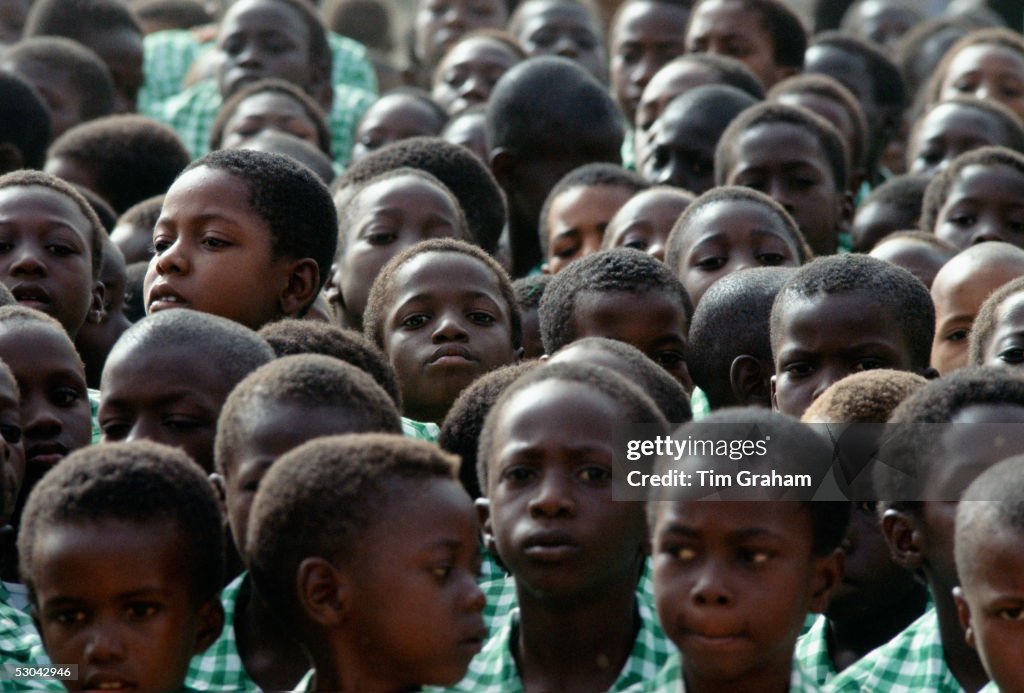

{"left": 292, "top": 669, "right": 314, "bottom": 693}
{"left": 185, "top": 573, "right": 259, "bottom": 692}
{"left": 401, "top": 417, "right": 441, "bottom": 443}
{"left": 0, "top": 584, "right": 63, "bottom": 692}
{"left": 978, "top": 683, "right": 998, "bottom": 692}
{"left": 825, "top": 607, "right": 966, "bottom": 693}
{"left": 796, "top": 613, "right": 836, "bottom": 686}
{"left": 634, "top": 650, "right": 823, "bottom": 692}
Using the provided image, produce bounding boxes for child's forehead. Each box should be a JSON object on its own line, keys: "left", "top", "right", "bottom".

{"left": 949, "top": 42, "right": 1024, "bottom": 73}
{"left": 355, "top": 173, "right": 454, "bottom": 210}
{"left": 948, "top": 162, "right": 1024, "bottom": 195}
{"left": 655, "top": 498, "right": 812, "bottom": 540}
{"left": 686, "top": 197, "right": 784, "bottom": 235}
{"left": 0, "top": 319, "right": 77, "bottom": 359}
{"left": 0, "top": 184, "right": 91, "bottom": 234}
{"left": 395, "top": 250, "right": 499, "bottom": 289}
{"left": 494, "top": 378, "right": 620, "bottom": 438}
{"left": 734, "top": 121, "right": 826, "bottom": 161}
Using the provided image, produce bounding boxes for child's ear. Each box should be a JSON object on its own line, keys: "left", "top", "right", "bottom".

{"left": 88, "top": 280, "right": 106, "bottom": 325}
{"left": 881, "top": 508, "right": 925, "bottom": 570}
{"left": 953, "top": 586, "right": 977, "bottom": 650}
{"left": 770, "top": 374, "right": 779, "bottom": 411}
{"left": 489, "top": 148, "right": 516, "bottom": 188}
{"left": 208, "top": 473, "right": 227, "bottom": 510}
{"left": 193, "top": 597, "right": 226, "bottom": 654}
{"left": 475, "top": 497, "right": 496, "bottom": 555}
{"left": 730, "top": 355, "right": 773, "bottom": 407}
{"left": 808, "top": 547, "right": 845, "bottom": 613}
{"left": 278, "top": 258, "right": 321, "bottom": 318}
{"left": 297, "top": 556, "right": 349, "bottom": 627}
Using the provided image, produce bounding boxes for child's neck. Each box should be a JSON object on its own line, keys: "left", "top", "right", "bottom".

{"left": 928, "top": 574, "right": 989, "bottom": 692}
{"left": 827, "top": 583, "right": 929, "bottom": 672}
{"left": 513, "top": 571, "right": 640, "bottom": 692}
{"left": 235, "top": 575, "right": 311, "bottom": 691}
{"left": 683, "top": 656, "right": 793, "bottom": 693}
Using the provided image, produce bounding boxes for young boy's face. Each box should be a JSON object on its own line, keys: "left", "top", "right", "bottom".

{"left": 0, "top": 185, "right": 99, "bottom": 338}
{"left": 640, "top": 100, "right": 720, "bottom": 194}
{"left": 934, "top": 164, "right": 1024, "bottom": 250}
{"left": 145, "top": 165, "right": 297, "bottom": 330}
{"left": 432, "top": 38, "right": 519, "bottom": 117}
{"left": 220, "top": 92, "right": 322, "bottom": 151}
{"left": 772, "top": 292, "right": 915, "bottom": 417}
{"left": 514, "top": 1, "right": 605, "bottom": 84}
{"left": 0, "top": 372, "right": 23, "bottom": 527}
{"left": 674, "top": 199, "right": 802, "bottom": 307}
{"left": 341, "top": 477, "right": 485, "bottom": 688}
{"left": 851, "top": 199, "right": 911, "bottom": 253}
{"left": 685, "top": 0, "right": 783, "bottom": 89}
{"left": 980, "top": 290, "right": 1024, "bottom": 367}
{"left": 573, "top": 288, "right": 690, "bottom": 389}
{"left": 544, "top": 184, "right": 634, "bottom": 275}
{"left": 352, "top": 96, "right": 446, "bottom": 163}
{"left": 337, "top": 175, "right": 465, "bottom": 330}
{"left": 722, "top": 122, "right": 848, "bottom": 257}
{"left": 939, "top": 44, "right": 1024, "bottom": 122}
{"left": 31, "top": 519, "right": 221, "bottom": 692}
{"left": 610, "top": 0, "right": 689, "bottom": 123}
{"left": 483, "top": 380, "right": 647, "bottom": 599}
{"left": 908, "top": 103, "right": 1010, "bottom": 178}
{"left": 414, "top": 0, "right": 507, "bottom": 72}
{"left": 635, "top": 62, "right": 718, "bottom": 141}
{"left": 382, "top": 251, "right": 517, "bottom": 423}
{"left": 651, "top": 500, "right": 837, "bottom": 688}
{"left": 99, "top": 342, "right": 237, "bottom": 472}
{"left": 0, "top": 322, "right": 90, "bottom": 495}
{"left": 604, "top": 190, "right": 691, "bottom": 262}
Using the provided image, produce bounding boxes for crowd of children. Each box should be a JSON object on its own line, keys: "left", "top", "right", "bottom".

{"left": 1, "top": 0, "right": 1024, "bottom": 691}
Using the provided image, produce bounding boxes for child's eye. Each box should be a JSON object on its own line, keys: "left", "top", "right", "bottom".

{"left": 1006, "top": 218, "right": 1024, "bottom": 234}
{"left": 739, "top": 548, "right": 771, "bottom": 564}
{"left": 501, "top": 466, "right": 536, "bottom": 483}
{"left": 946, "top": 328, "right": 969, "bottom": 343}
{"left": 554, "top": 243, "right": 581, "bottom": 260}
{"left": 783, "top": 362, "right": 814, "bottom": 377}
{"left": 694, "top": 256, "right": 727, "bottom": 270}
{"left": 99, "top": 420, "right": 131, "bottom": 441}
{"left": 623, "top": 237, "right": 649, "bottom": 251}
{"left": 51, "top": 387, "right": 82, "bottom": 407}
{"left": 653, "top": 351, "right": 684, "bottom": 368}
{"left": 50, "top": 609, "right": 87, "bottom": 626}
{"left": 162, "top": 416, "right": 203, "bottom": 432}
{"left": 948, "top": 214, "right": 976, "bottom": 227}
{"left": 402, "top": 314, "right": 430, "bottom": 329}
{"left": 365, "top": 230, "right": 398, "bottom": 246}
{"left": 756, "top": 252, "right": 786, "bottom": 266}
{"left": 999, "top": 607, "right": 1024, "bottom": 621}
{"left": 201, "top": 237, "right": 231, "bottom": 249}
{"left": 999, "top": 347, "right": 1024, "bottom": 364}
{"left": 152, "top": 238, "right": 173, "bottom": 254}
{"left": 577, "top": 465, "right": 611, "bottom": 483}
{"left": 0, "top": 240, "right": 13, "bottom": 253}
{"left": 46, "top": 244, "right": 76, "bottom": 258}
{"left": 431, "top": 564, "right": 454, "bottom": 581}
{"left": 125, "top": 603, "right": 160, "bottom": 620}
{"left": 0, "top": 423, "right": 21, "bottom": 444}
{"left": 468, "top": 311, "right": 495, "bottom": 325}
{"left": 854, "top": 358, "right": 887, "bottom": 372}
{"left": 669, "top": 545, "right": 697, "bottom": 562}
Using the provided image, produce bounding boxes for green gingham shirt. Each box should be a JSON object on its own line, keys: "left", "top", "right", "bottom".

{"left": 689, "top": 388, "right": 711, "bottom": 421}
{"left": 635, "top": 650, "right": 823, "bottom": 692}
{"left": 796, "top": 614, "right": 836, "bottom": 686}
{"left": 979, "top": 684, "right": 998, "bottom": 692}
{"left": 825, "top": 607, "right": 967, "bottom": 693}
{"left": 185, "top": 573, "right": 257, "bottom": 692}
{"left": 0, "top": 585, "right": 63, "bottom": 692}
{"left": 401, "top": 417, "right": 441, "bottom": 443}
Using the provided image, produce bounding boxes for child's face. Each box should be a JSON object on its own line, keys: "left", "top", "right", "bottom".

{"left": 651, "top": 500, "right": 837, "bottom": 687}
{"left": 610, "top": 0, "right": 689, "bottom": 122}
{"left": 0, "top": 58, "right": 84, "bottom": 139}
{"left": 484, "top": 380, "right": 648, "bottom": 598}
{"left": 414, "top": 0, "right": 507, "bottom": 71}
{"left": 352, "top": 96, "right": 446, "bottom": 163}
{"left": 544, "top": 184, "right": 634, "bottom": 275}
{"left": 772, "top": 293, "right": 915, "bottom": 417}
{"left": 432, "top": 38, "right": 519, "bottom": 117}
{"left": 979, "top": 289, "right": 1024, "bottom": 368}
{"left": 145, "top": 165, "right": 296, "bottom": 330}
{"left": 934, "top": 164, "right": 1024, "bottom": 250}
{"left": 604, "top": 190, "right": 691, "bottom": 262}
{"left": 908, "top": 103, "right": 1010, "bottom": 177}
{"left": 773, "top": 93, "right": 859, "bottom": 177}
{"left": 99, "top": 342, "right": 238, "bottom": 472}
{"left": 514, "top": 1, "right": 605, "bottom": 83}
{"left": 382, "top": 251, "right": 517, "bottom": 423}
{"left": 850, "top": 199, "right": 914, "bottom": 253}
{"left": 635, "top": 62, "right": 718, "bottom": 138}
{"left": 32, "top": 519, "right": 220, "bottom": 692}
{"left": 109, "top": 221, "right": 154, "bottom": 266}
{"left": 868, "top": 238, "right": 949, "bottom": 290}
{"left": 0, "top": 373, "right": 23, "bottom": 527}
{"left": 956, "top": 526, "right": 1024, "bottom": 693}
{"left": 0, "top": 185, "right": 99, "bottom": 338}
{"left": 723, "top": 122, "right": 847, "bottom": 257}
{"left": 685, "top": 0, "right": 783, "bottom": 89}
{"left": 641, "top": 101, "right": 719, "bottom": 194}
{"left": 0, "top": 322, "right": 89, "bottom": 492}
{"left": 940, "top": 44, "right": 1024, "bottom": 122}
{"left": 674, "top": 199, "right": 802, "bottom": 307}
{"left": 930, "top": 258, "right": 1024, "bottom": 375}
{"left": 220, "top": 92, "right": 321, "bottom": 151}
{"left": 573, "top": 288, "right": 690, "bottom": 388}
{"left": 217, "top": 0, "right": 320, "bottom": 100}
{"left": 337, "top": 174, "right": 465, "bottom": 329}
{"left": 341, "top": 477, "right": 485, "bottom": 688}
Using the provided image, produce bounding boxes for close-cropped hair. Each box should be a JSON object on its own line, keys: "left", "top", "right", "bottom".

{"left": 801, "top": 369, "right": 928, "bottom": 424}
{"left": 431, "top": 29, "right": 526, "bottom": 88}
{"left": 923, "top": 28, "right": 1024, "bottom": 113}
{"left": 910, "top": 97, "right": 1024, "bottom": 167}
{"left": 214, "top": 354, "right": 403, "bottom": 477}
{"left": 247, "top": 433, "right": 459, "bottom": 626}
{"left": 919, "top": 146, "right": 1024, "bottom": 234}
{"left": 810, "top": 31, "right": 906, "bottom": 112}
{"left": 770, "top": 254, "right": 935, "bottom": 371}
{"left": 0, "top": 73, "right": 51, "bottom": 171}
{"left": 956, "top": 454, "right": 1024, "bottom": 578}
{"left": 362, "top": 237, "right": 521, "bottom": 351}
{"left": 512, "top": 274, "right": 552, "bottom": 311}
{"left": 209, "top": 78, "right": 332, "bottom": 156}
{"left": 968, "top": 275, "right": 1024, "bottom": 366}
{"left": 660, "top": 53, "right": 767, "bottom": 99}
{"left": 715, "top": 101, "right": 849, "bottom": 191}
{"left": 539, "top": 248, "right": 693, "bottom": 355}
{"left": 18, "top": 441, "right": 224, "bottom": 603}
{"left": 24, "top": 0, "right": 142, "bottom": 40}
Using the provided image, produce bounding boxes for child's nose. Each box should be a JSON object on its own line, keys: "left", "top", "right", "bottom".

{"left": 690, "top": 562, "right": 733, "bottom": 606}
{"left": 528, "top": 471, "right": 575, "bottom": 518}
{"left": 432, "top": 312, "right": 469, "bottom": 342}
{"left": 9, "top": 246, "right": 47, "bottom": 276}
{"left": 23, "top": 399, "right": 61, "bottom": 439}
{"left": 154, "top": 239, "right": 188, "bottom": 275}
{"left": 83, "top": 623, "right": 127, "bottom": 664}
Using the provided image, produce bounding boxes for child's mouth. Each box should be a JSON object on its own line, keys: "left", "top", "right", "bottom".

{"left": 428, "top": 345, "right": 476, "bottom": 365}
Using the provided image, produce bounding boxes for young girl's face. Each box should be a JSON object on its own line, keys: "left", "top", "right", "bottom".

{"left": 604, "top": 189, "right": 692, "bottom": 262}
{"left": 544, "top": 184, "right": 635, "bottom": 275}
{"left": 934, "top": 163, "right": 1024, "bottom": 250}
{"left": 220, "top": 92, "right": 322, "bottom": 151}
{"left": 351, "top": 95, "right": 448, "bottom": 163}
{"left": 685, "top": 0, "right": 783, "bottom": 88}
{"left": 432, "top": 37, "right": 520, "bottom": 117}
{"left": 940, "top": 44, "right": 1024, "bottom": 122}
{"left": 0, "top": 185, "right": 99, "bottom": 337}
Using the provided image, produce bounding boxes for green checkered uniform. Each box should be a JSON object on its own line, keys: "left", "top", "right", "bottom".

{"left": 796, "top": 614, "right": 837, "bottom": 686}
{"left": 825, "top": 607, "right": 967, "bottom": 693}
{"left": 634, "top": 650, "right": 823, "bottom": 692}
{"left": 0, "top": 585, "right": 63, "bottom": 692}
{"left": 979, "top": 683, "right": 998, "bottom": 692}
{"left": 478, "top": 546, "right": 506, "bottom": 585}
{"left": 401, "top": 417, "right": 441, "bottom": 442}
{"left": 185, "top": 573, "right": 258, "bottom": 692}
{"left": 689, "top": 388, "right": 711, "bottom": 421}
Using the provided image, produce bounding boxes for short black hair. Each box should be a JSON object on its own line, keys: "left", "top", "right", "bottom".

{"left": 46, "top": 115, "right": 191, "bottom": 214}
{"left": 512, "top": 274, "right": 552, "bottom": 311}
{"left": 76, "top": 184, "right": 118, "bottom": 233}
{"left": 1, "top": 37, "right": 116, "bottom": 124}
{"left": 215, "top": 354, "right": 403, "bottom": 477}
{"left": 687, "top": 266, "right": 793, "bottom": 409}
{"left": 549, "top": 336, "right": 692, "bottom": 423}
{"left": 24, "top": 0, "right": 142, "bottom": 40}
{"left": 0, "top": 306, "right": 81, "bottom": 368}
{"left": 651, "top": 407, "right": 850, "bottom": 554}
{"left": 539, "top": 248, "right": 693, "bottom": 354}
{"left": 358, "top": 88, "right": 449, "bottom": 134}
{"left": 336, "top": 136, "right": 506, "bottom": 254}
{"left": 660, "top": 53, "right": 767, "bottom": 99}
{"left": 209, "top": 78, "right": 332, "bottom": 156}
{"left": 691, "top": 0, "right": 807, "bottom": 71}
{"left": 247, "top": 433, "right": 459, "bottom": 625}
{"left": 956, "top": 454, "right": 1024, "bottom": 581}
{"left": 113, "top": 194, "right": 162, "bottom": 264}
{"left": 118, "top": 194, "right": 163, "bottom": 230}
{"left": 323, "top": 0, "right": 394, "bottom": 52}
{"left": 968, "top": 275, "right": 1024, "bottom": 366}
{"left": 238, "top": 131, "right": 336, "bottom": 186}
{"left": 477, "top": 362, "right": 669, "bottom": 490}
{"left": 0, "top": 73, "right": 51, "bottom": 171}
{"left": 257, "top": 318, "right": 402, "bottom": 407}
{"left": 665, "top": 186, "right": 810, "bottom": 277}
{"left": 911, "top": 97, "right": 1024, "bottom": 166}
{"left": 0, "top": 170, "right": 105, "bottom": 277}
{"left": 919, "top": 146, "right": 1024, "bottom": 235}
{"left": 539, "top": 163, "right": 649, "bottom": 257}
{"left": 853, "top": 174, "right": 931, "bottom": 252}
{"left": 770, "top": 254, "right": 935, "bottom": 371}
{"left": 801, "top": 368, "right": 928, "bottom": 424}
{"left": 182, "top": 149, "right": 338, "bottom": 292}
{"left": 716, "top": 101, "right": 849, "bottom": 191}
{"left": 363, "top": 237, "right": 521, "bottom": 350}
{"left": 18, "top": 440, "right": 224, "bottom": 604}
{"left": 810, "top": 31, "right": 906, "bottom": 112}
{"left": 133, "top": 0, "right": 214, "bottom": 30}
{"left": 924, "top": 28, "right": 1024, "bottom": 114}
{"left": 871, "top": 230, "right": 958, "bottom": 255}
{"left": 439, "top": 361, "right": 538, "bottom": 499}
